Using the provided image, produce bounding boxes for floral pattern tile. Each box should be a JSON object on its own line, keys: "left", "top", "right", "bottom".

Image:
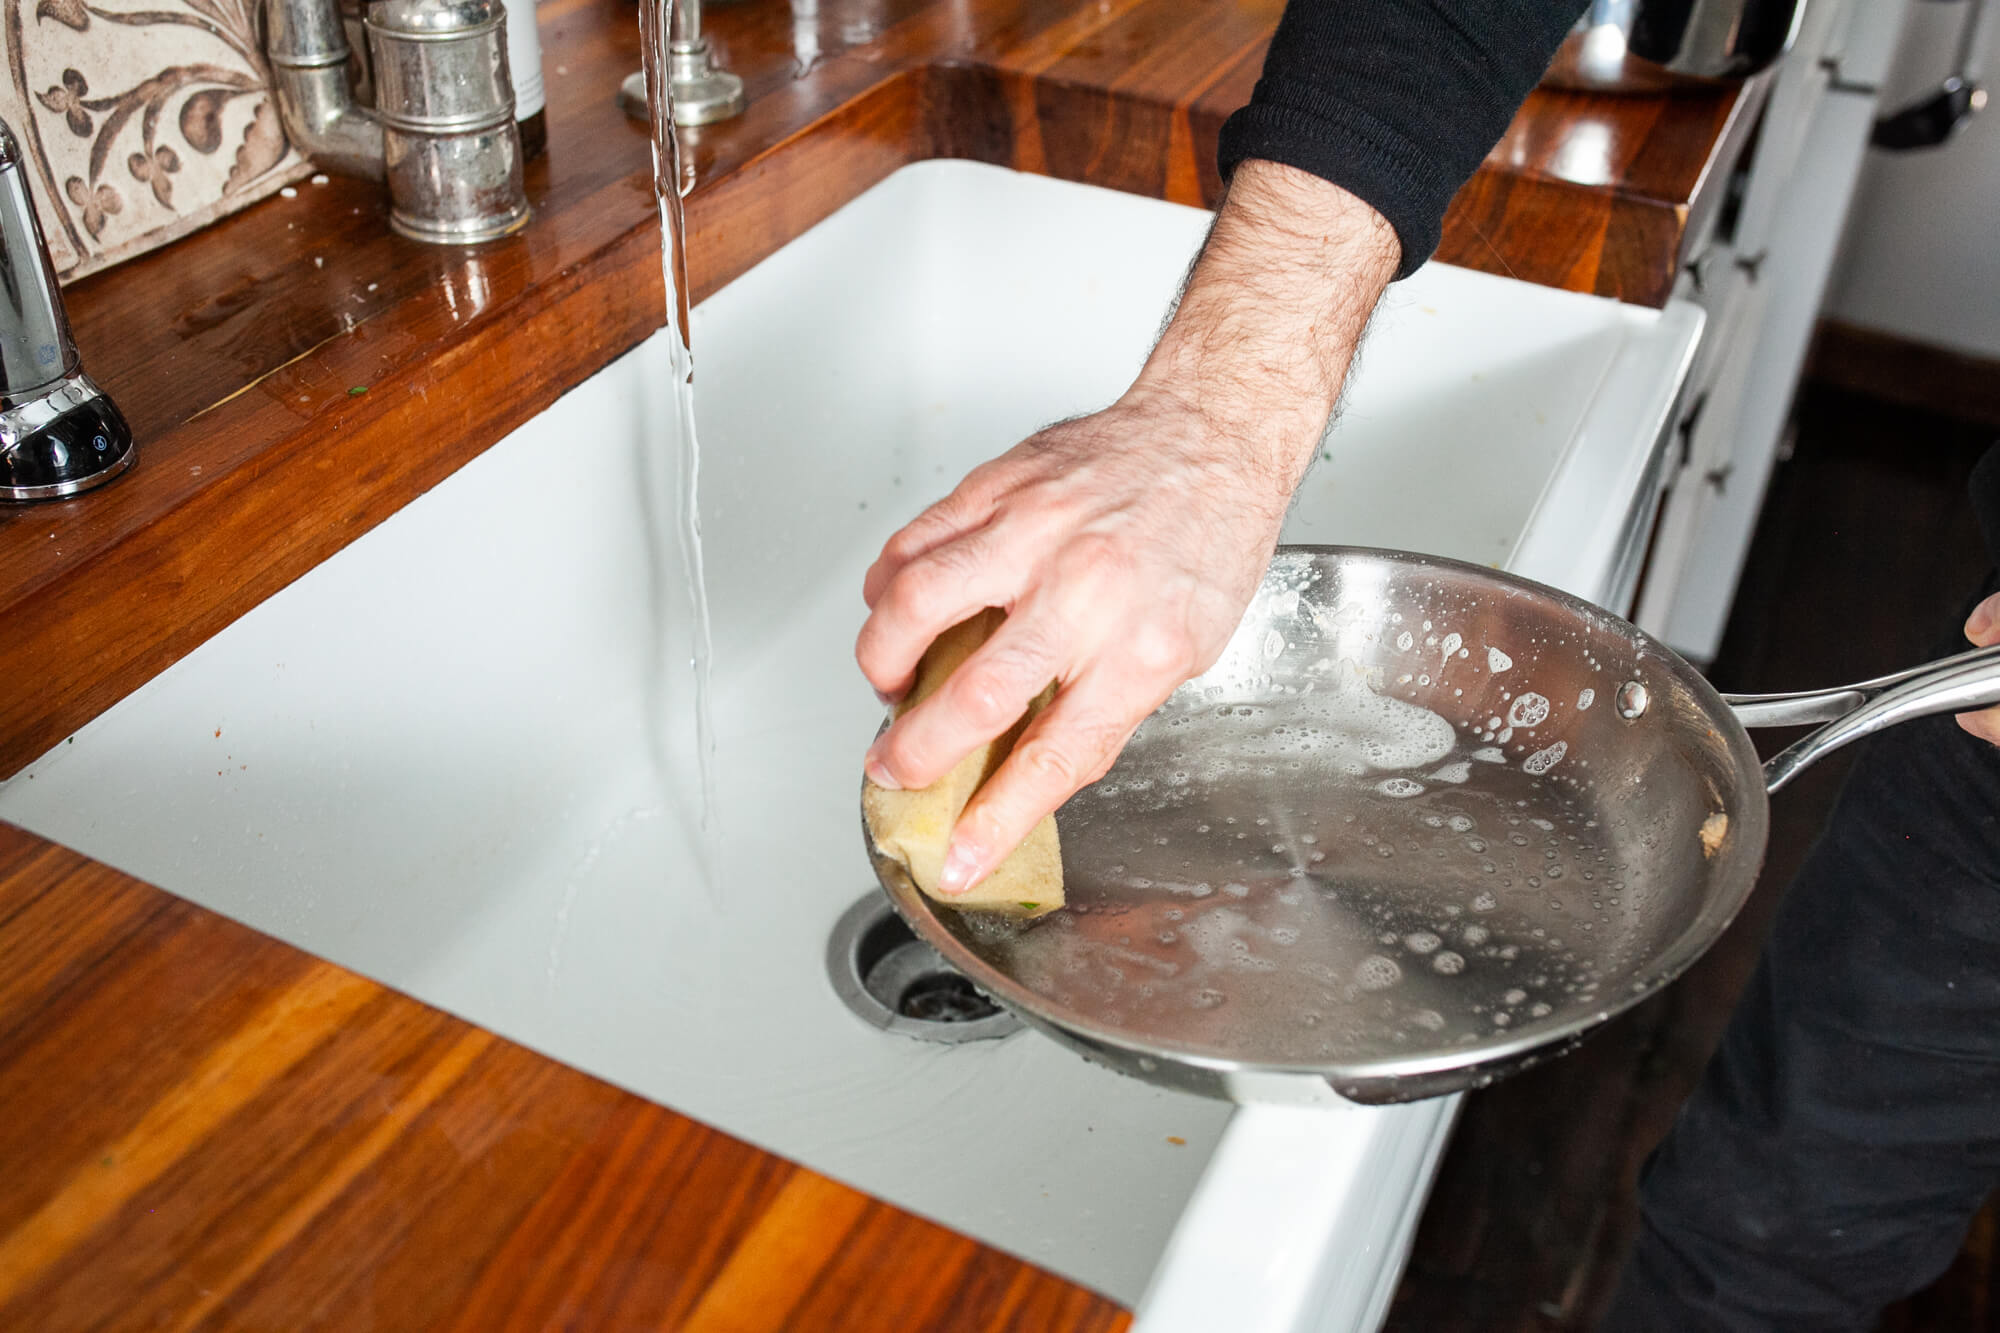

{"left": 4, "top": 0, "right": 309, "bottom": 282}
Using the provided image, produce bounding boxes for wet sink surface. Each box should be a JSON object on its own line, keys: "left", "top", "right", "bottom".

{"left": 0, "top": 160, "right": 1699, "bottom": 1318}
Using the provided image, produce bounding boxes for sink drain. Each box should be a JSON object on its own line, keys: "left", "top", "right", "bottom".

{"left": 827, "top": 893, "right": 1022, "bottom": 1043}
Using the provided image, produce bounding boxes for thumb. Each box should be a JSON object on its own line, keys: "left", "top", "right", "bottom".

{"left": 1966, "top": 592, "right": 2000, "bottom": 646}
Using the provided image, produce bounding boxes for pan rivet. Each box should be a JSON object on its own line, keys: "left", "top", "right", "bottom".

{"left": 1615, "top": 681, "right": 1649, "bottom": 719}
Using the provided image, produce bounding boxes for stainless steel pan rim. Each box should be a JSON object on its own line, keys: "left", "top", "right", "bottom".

{"left": 865, "top": 545, "right": 2000, "bottom": 1105}
{"left": 871, "top": 835, "right": 1723, "bottom": 1092}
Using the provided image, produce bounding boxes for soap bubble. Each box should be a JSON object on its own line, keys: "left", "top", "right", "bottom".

{"left": 1355, "top": 955, "right": 1403, "bottom": 991}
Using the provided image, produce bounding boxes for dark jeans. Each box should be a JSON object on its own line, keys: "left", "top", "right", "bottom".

{"left": 1600, "top": 693, "right": 2000, "bottom": 1329}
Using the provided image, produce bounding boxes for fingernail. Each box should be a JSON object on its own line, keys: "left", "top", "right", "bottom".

{"left": 938, "top": 840, "right": 982, "bottom": 895}
{"left": 1970, "top": 602, "right": 1994, "bottom": 640}
{"left": 864, "top": 758, "right": 901, "bottom": 791}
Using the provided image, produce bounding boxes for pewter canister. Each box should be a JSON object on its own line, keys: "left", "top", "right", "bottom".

{"left": 366, "top": 0, "right": 530, "bottom": 243}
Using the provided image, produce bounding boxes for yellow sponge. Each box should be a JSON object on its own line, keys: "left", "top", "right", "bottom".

{"left": 863, "top": 608, "right": 1064, "bottom": 918}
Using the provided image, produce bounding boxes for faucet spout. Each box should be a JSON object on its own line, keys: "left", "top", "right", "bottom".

{"left": 266, "top": 0, "right": 385, "bottom": 180}
{"left": 619, "top": 0, "right": 748, "bottom": 128}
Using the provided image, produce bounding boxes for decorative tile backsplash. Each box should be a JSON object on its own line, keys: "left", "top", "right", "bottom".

{"left": 3, "top": 0, "right": 311, "bottom": 283}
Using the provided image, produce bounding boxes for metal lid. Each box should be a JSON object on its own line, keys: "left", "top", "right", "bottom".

{"left": 366, "top": 0, "right": 504, "bottom": 37}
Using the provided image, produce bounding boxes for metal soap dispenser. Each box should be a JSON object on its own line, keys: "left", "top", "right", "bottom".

{"left": 0, "top": 117, "right": 133, "bottom": 501}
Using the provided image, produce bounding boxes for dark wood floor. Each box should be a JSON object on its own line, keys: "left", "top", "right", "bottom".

{"left": 1384, "top": 381, "right": 2000, "bottom": 1332}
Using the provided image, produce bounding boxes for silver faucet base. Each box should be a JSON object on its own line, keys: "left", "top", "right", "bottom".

{"left": 619, "top": 49, "right": 747, "bottom": 128}
{"left": 0, "top": 370, "right": 135, "bottom": 502}
{"left": 391, "top": 198, "right": 532, "bottom": 245}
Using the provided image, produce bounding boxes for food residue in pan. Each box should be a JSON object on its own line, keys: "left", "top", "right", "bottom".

{"left": 1699, "top": 811, "right": 1729, "bottom": 858}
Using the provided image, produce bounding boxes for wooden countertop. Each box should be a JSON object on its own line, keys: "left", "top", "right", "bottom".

{"left": 0, "top": 823, "right": 1132, "bottom": 1330}
{"left": 0, "top": 0, "right": 1766, "bottom": 1324}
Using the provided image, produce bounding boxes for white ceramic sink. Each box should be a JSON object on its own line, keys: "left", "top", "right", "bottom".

{"left": 0, "top": 161, "right": 1699, "bottom": 1330}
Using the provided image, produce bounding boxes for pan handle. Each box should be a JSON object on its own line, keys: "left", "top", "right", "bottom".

{"left": 1721, "top": 644, "right": 2000, "bottom": 793}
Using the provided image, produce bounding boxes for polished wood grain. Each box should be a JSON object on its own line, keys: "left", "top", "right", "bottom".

{"left": 0, "top": 821, "right": 1134, "bottom": 1332}
{"left": 0, "top": 0, "right": 1760, "bottom": 781}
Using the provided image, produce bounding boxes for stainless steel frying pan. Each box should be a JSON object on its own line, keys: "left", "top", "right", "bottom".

{"left": 864, "top": 547, "right": 2000, "bottom": 1105}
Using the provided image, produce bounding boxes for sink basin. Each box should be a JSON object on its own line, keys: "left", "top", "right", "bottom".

{"left": 0, "top": 160, "right": 1699, "bottom": 1329}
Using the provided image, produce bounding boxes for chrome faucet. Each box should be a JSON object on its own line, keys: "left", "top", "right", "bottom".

{"left": 0, "top": 117, "right": 133, "bottom": 501}
{"left": 619, "top": 0, "right": 748, "bottom": 128}
{"left": 266, "top": 0, "right": 531, "bottom": 243}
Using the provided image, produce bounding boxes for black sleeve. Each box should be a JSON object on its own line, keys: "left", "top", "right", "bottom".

{"left": 1218, "top": 0, "right": 1586, "bottom": 279}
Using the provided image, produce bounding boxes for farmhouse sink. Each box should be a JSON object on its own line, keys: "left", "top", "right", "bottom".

{"left": 0, "top": 160, "right": 1700, "bottom": 1330}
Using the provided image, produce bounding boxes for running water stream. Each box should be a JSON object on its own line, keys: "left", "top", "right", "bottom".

{"left": 634, "top": 0, "right": 723, "bottom": 894}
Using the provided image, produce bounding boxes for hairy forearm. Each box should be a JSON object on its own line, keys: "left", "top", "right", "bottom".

{"left": 856, "top": 159, "right": 1405, "bottom": 889}
{"left": 1131, "top": 159, "right": 1402, "bottom": 501}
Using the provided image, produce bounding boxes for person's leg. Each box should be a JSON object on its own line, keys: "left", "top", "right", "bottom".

{"left": 1600, "top": 706, "right": 2000, "bottom": 1333}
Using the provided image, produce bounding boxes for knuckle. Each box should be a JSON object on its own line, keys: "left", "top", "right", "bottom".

{"left": 1063, "top": 531, "right": 1137, "bottom": 585}
{"left": 958, "top": 458, "right": 1012, "bottom": 499}
{"left": 1128, "top": 620, "right": 1196, "bottom": 679}
{"left": 950, "top": 668, "right": 1025, "bottom": 733}
{"left": 947, "top": 637, "right": 1055, "bottom": 733}
{"left": 872, "top": 726, "right": 917, "bottom": 780}
{"left": 853, "top": 619, "right": 896, "bottom": 680}
{"left": 880, "top": 512, "right": 942, "bottom": 562}
{"left": 884, "top": 490, "right": 976, "bottom": 557}
{"left": 1033, "top": 712, "right": 1130, "bottom": 791}
{"left": 884, "top": 544, "right": 979, "bottom": 622}
{"left": 1015, "top": 738, "right": 1082, "bottom": 791}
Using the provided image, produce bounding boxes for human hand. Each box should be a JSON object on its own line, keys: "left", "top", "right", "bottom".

{"left": 854, "top": 160, "right": 1401, "bottom": 894}
{"left": 856, "top": 389, "right": 1294, "bottom": 893}
{"left": 1956, "top": 592, "right": 2000, "bottom": 745}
